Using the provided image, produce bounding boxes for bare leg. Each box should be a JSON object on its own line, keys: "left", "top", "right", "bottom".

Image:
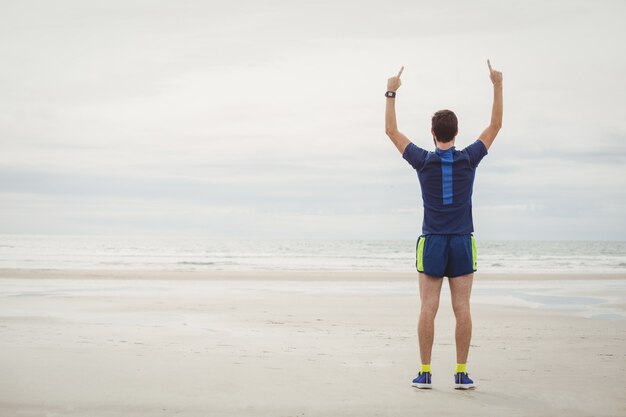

{"left": 418, "top": 273, "right": 443, "bottom": 365}
{"left": 449, "top": 274, "right": 474, "bottom": 364}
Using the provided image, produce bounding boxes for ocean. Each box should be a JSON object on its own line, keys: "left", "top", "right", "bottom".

{"left": 1, "top": 235, "right": 625, "bottom": 274}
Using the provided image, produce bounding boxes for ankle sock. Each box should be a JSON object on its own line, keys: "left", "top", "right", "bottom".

{"left": 455, "top": 363, "right": 467, "bottom": 374}
{"left": 420, "top": 364, "right": 431, "bottom": 373}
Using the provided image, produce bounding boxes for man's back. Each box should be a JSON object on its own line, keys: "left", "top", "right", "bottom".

{"left": 402, "top": 140, "right": 488, "bottom": 235}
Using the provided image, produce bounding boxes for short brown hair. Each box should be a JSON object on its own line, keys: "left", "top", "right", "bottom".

{"left": 431, "top": 110, "right": 458, "bottom": 143}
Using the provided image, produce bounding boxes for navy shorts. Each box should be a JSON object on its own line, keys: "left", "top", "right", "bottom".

{"left": 416, "top": 234, "right": 477, "bottom": 278}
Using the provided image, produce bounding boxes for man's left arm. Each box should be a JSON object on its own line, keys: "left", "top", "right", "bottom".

{"left": 478, "top": 60, "right": 503, "bottom": 151}
{"left": 385, "top": 66, "right": 411, "bottom": 154}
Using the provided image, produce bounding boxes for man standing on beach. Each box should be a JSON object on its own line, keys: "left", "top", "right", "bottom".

{"left": 384, "top": 61, "right": 503, "bottom": 389}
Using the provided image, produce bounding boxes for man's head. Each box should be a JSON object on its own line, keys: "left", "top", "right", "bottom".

{"left": 431, "top": 109, "right": 458, "bottom": 144}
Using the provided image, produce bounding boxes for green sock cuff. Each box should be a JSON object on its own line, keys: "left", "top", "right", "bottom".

{"left": 420, "top": 364, "right": 431, "bottom": 373}
{"left": 455, "top": 363, "right": 467, "bottom": 374}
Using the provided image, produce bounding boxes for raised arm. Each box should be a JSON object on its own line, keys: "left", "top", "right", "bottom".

{"left": 385, "top": 66, "right": 411, "bottom": 154}
{"left": 478, "top": 59, "right": 503, "bottom": 150}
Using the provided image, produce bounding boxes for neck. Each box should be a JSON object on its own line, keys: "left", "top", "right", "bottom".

{"left": 435, "top": 141, "right": 455, "bottom": 150}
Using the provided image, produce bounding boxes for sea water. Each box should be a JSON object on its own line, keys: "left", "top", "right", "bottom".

{"left": 1, "top": 235, "right": 625, "bottom": 273}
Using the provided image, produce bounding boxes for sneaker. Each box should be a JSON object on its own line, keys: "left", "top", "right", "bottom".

{"left": 411, "top": 371, "right": 432, "bottom": 389}
{"left": 454, "top": 372, "right": 475, "bottom": 390}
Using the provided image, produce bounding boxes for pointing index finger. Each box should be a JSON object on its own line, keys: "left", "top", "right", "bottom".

{"left": 487, "top": 59, "right": 493, "bottom": 73}
{"left": 397, "top": 66, "right": 404, "bottom": 78}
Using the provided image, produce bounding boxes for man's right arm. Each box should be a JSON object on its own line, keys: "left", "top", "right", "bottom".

{"left": 478, "top": 60, "right": 503, "bottom": 150}
{"left": 385, "top": 66, "right": 412, "bottom": 154}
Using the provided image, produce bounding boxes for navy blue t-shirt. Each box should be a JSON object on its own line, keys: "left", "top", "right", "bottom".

{"left": 402, "top": 140, "right": 488, "bottom": 235}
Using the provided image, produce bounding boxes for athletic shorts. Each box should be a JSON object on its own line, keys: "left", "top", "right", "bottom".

{"left": 415, "top": 234, "right": 477, "bottom": 278}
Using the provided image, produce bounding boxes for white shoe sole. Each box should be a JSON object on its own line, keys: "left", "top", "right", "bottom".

{"left": 454, "top": 383, "right": 475, "bottom": 390}
{"left": 412, "top": 383, "right": 432, "bottom": 389}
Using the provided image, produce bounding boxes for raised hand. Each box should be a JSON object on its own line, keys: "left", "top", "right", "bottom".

{"left": 387, "top": 66, "right": 404, "bottom": 92}
{"left": 479, "top": 59, "right": 503, "bottom": 150}
{"left": 487, "top": 60, "right": 503, "bottom": 85}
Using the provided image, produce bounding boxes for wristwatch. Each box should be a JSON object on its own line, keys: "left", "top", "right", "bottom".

{"left": 385, "top": 91, "right": 396, "bottom": 98}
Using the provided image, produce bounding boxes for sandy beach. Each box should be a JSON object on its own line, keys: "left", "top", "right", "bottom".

{"left": 1, "top": 269, "right": 625, "bottom": 417}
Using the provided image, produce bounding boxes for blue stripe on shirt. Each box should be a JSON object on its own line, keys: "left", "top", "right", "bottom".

{"left": 440, "top": 152, "right": 453, "bottom": 205}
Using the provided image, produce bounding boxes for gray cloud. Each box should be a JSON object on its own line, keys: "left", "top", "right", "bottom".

{"left": 1, "top": 0, "right": 625, "bottom": 239}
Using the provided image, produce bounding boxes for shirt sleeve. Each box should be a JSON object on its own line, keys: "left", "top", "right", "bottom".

{"left": 402, "top": 142, "right": 429, "bottom": 171}
{"left": 464, "top": 139, "right": 488, "bottom": 168}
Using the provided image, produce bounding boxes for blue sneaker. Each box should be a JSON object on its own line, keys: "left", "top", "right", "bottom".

{"left": 454, "top": 372, "right": 475, "bottom": 390}
{"left": 411, "top": 371, "right": 432, "bottom": 389}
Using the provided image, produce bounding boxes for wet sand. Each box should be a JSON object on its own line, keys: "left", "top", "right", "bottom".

{"left": 0, "top": 269, "right": 625, "bottom": 416}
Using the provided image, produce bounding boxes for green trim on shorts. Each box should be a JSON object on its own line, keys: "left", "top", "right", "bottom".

{"left": 416, "top": 236, "right": 426, "bottom": 272}
{"left": 471, "top": 235, "right": 477, "bottom": 270}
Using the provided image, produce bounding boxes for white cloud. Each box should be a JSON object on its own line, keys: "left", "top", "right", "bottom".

{"left": 1, "top": 0, "right": 625, "bottom": 239}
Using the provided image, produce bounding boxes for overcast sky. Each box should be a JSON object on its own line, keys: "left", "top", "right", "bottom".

{"left": 1, "top": 0, "right": 625, "bottom": 240}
